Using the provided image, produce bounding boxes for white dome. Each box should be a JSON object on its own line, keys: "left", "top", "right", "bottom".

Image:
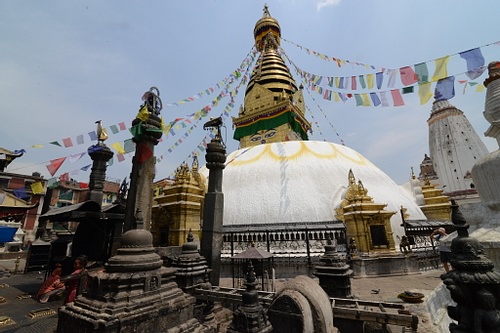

{"left": 204, "top": 140, "right": 426, "bottom": 241}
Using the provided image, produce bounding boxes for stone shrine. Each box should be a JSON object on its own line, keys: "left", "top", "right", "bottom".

{"left": 56, "top": 228, "right": 210, "bottom": 333}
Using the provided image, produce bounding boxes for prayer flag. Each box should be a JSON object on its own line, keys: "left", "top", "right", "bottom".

{"left": 30, "top": 182, "right": 44, "bottom": 195}
{"left": 376, "top": 72, "right": 384, "bottom": 89}
{"left": 124, "top": 138, "right": 135, "bottom": 153}
{"left": 460, "top": 48, "right": 486, "bottom": 80}
{"left": 380, "top": 92, "right": 389, "bottom": 107}
{"left": 359, "top": 75, "right": 366, "bottom": 89}
{"left": 402, "top": 86, "right": 414, "bottom": 94}
{"left": 432, "top": 56, "right": 450, "bottom": 81}
{"left": 387, "top": 69, "right": 398, "bottom": 88}
{"left": 370, "top": 92, "right": 381, "bottom": 106}
{"left": 63, "top": 138, "right": 73, "bottom": 148}
{"left": 476, "top": 84, "right": 485, "bottom": 92}
{"left": 76, "top": 134, "right": 84, "bottom": 145}
{"left": 351, "top": 76, "right": 357, "bottom": 90}
{"left": 59, "top": 173, "right": 69, "bottom": 182}
{"left": 118, "top": 122, "right": 127, "bottom": 131}
{"left": 136, "top": 105, "right": 149, "bottom": 121}
{"left": 32, "top": 144, "right": 43, "bottom": 148}
{"left": 80, "top": 164, "right": 91, "bottom": 171}
{"left": 108, "top": 157, "right": 114, "bottom": 166}
{"left": 136, "top": 142, "right": 153, "bottom": 164}
{"left": 88, "top": 131, "right": 98, "bottom": 141}
{"left": 418, "top": 82, "right": 433, "bottom": 105}
{"left": 117, "top": 154, "right": 125, "bottom": 162}
{"left": 111, "top": 142, "right": 125, "bottom": 154}
{"left": 361, "top": 94, "right": 371, "bottom": 106}
{"left": 13, "top": 187, "right": 28, "bottom": 199}
{"left": 434, "top": 76, "right": 455, "bottom": 101}
{"left": 110, "top": 125, "right": 119, "bottom": 134}
{"left": 415, "top": 63, "right": 429, "bottom": 83}
{"left": 354, "top": 94, "right": 363, "bottom": 106}
{"left": 69, "top": 152, "right": 85, "bottom": 163}
{"left": 366, "top": 74, "right": 374, "bottom": 89}
{"left": 391, "top": 89, "right": 405, "bottom": 106}
{"left": 46, "top": 157, "right": 66, "bottom": 176}
{"left": 400, "top": 66, "right": 418, "bottom": 86}
{"left": 50, "top": 141, "right": 62, "bottom": 147}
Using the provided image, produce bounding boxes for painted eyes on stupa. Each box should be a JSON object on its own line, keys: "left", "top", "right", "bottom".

{"left": 250, "top": 129, "right": 277, "bottom": 143}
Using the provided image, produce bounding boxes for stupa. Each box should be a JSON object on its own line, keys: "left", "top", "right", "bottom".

{"left": 220, "top": 6, "right": 426, "bottom": 254}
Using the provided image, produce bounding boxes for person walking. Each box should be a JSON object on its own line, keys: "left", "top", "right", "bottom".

{"left": 430, "top": 227, "right": 452, "bottom": 272}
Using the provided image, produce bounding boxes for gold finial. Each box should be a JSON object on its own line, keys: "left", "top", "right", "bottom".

{"left": 410, "top": 166, "right": 416, "bottom": 180}
{"left": 348, "top": 169, "right": 356, "bottom": 185}
{"left": 95, "top": 120, "right": 108, "bottom": 143}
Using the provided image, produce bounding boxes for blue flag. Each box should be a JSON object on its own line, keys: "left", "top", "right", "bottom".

{"left": 435, "top": 76, "right": 455, "bottom": 101}
{"left": 459, "top": 48, "right": 485, "bottom": 80}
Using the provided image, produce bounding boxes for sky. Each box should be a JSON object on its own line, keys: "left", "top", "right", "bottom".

{"left": 1, "top": 0, "right": 499, "bottom": 186}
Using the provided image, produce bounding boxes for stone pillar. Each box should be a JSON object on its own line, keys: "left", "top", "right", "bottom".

{"left": 200, "top": 118, "right": 226, "bottom": 287}
{"left": 441, "top": 201, "right": 500, "bottom": 333}
{"left": 314, "top": 238, "right": 353, "bottom": 298}
{"left": 87, "top": 132, "right": 114, "bottom": 206}
{"left": 472, "top": 61, "right": 500, "bottom": 211}
{"left": 227, "top": 261, "right": 273, "bottom": 333}
{"left": 123, "top": 87, "right": 163, "bottom": 232}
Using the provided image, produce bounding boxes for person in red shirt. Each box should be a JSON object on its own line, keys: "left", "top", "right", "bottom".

{"left": 61, "top": 256, "right": 87, "bottom": 305}
{"left": 36, "top": 265, "right": 66, "bottom": 303}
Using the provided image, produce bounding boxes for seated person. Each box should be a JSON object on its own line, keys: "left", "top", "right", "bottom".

{"left": 61, "top": 255, "right": 88, "bottom": 305}
{"left": 36, "top": 265, "right": 65, "bottom": 303}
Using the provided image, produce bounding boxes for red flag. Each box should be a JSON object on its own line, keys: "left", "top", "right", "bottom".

{"left": 59, "top": 173, "right": 69, "bottom": 181}
{"left": 46, "top": 157, "right": 66, "bottom": 176}
{"left": 399, "top": 66, "right": 418, "bottom": 86}
{"left": 117, "top": 154, "right": 125, "bottom": 162}
{"left": 391, "top": 89, "right": 405, "bottom": 107}
{"left": 63, "top": 137, "right": 73, "bottom": 148}
{"left": 118, "top": 122, "right": 127, "bottom": 131}
{"left": 136, "top": 142, "right": 153, "bottom": 164}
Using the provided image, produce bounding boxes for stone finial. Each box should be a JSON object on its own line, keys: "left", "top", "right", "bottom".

{"left": 484, "top": 61, "right": 500, "bottom": 88}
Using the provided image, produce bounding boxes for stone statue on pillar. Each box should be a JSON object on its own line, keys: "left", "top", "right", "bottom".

{"left": 123, "top": 87, "right": 163, "bottom": 232}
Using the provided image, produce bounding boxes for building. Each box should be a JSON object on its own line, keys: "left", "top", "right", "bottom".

{"left": 427, "top": 99, "right": 489, "bottom": 198}
{"left": 0, "top": 147, "right": 47, "bottom": 244}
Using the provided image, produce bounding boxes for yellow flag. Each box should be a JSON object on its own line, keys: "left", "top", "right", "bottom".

{"left": 136, "top": 105, "right": 149, "bottom": 121}
{"left": 30, "top": 182, "right": 44, "bottom": 195}
{"left": 366, "top": 74, "right": 374, "bottom": 89}
{"left": 361, "top": 93, "right": 371, "bottom": 106}
{"left": 418, "top": 82, "right": 433, "bottom": 105}
{"left": 476, "top": 84, "right": 485, "bottom": 92}
{"left": 111, "top": 142, "right": 125, "bottom": 154}
{"left": 31, "top": 144, "right": 44, "bottom": 149}
{"left": 432, "top": 56, "right": 450, "bottom": 81}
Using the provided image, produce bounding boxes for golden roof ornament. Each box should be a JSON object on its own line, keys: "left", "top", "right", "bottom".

{"left": 95, "top": 120, "right": 108, "bottom": 144}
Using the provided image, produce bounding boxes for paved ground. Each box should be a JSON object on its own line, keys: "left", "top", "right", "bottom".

{"left": 0, "top": 259, "right": 447, "bottom": 333}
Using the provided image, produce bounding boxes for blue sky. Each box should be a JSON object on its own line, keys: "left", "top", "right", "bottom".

{"left": 1, "top": 0, "right": 499, "bottom": 185}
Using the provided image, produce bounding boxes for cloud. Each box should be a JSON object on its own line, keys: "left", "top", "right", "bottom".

{"left": 316, "top": 0, "right": 341, "bottom": 11}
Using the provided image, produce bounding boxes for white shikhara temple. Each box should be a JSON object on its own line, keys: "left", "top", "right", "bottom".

{"left": 427, "top": 99, "right": 489, "bottom": 196}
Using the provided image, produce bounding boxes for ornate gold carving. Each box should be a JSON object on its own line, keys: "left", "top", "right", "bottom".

{"left": 27, "top": 308, "right": 57, "bottom": 319}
